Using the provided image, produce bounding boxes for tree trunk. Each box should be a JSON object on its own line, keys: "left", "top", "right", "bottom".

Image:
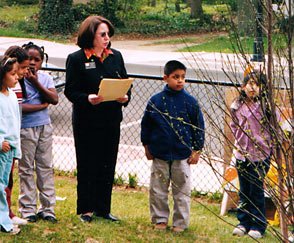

{"left": 190, "top": 0, "right": 203, "bottom": 19}
{"left": 187, "top": 0, "right": 191, "bottom": 7}
{"left": 266, "top": 0, "right": 288, "bottom": 239}
{"left": 151, "top": 0, "right": 156, "bottom": 7}
{"left": 175, "top": 0, "right": 181, "bottom": 12}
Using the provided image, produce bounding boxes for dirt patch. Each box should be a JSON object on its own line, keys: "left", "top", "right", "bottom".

{"left": 113, "top": 185, "right": 148, "bottom": 194}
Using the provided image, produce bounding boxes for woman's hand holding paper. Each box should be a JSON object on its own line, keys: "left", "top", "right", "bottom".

{"left": 88, "top": 94, "right": 104, "bottom": 105}
{"left": 116, "top": 95, "right": 128, "bottom": 104}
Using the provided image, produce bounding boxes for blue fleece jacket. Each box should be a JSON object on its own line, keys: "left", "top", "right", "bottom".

{"left": 141, "top": 85, "right": 205, "bottom": 161}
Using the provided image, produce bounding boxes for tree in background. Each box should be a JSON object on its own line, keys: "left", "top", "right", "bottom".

{"left": 102, "top": 0, "right": 124, "bottom": 27}
{"left": 191, "top": 0, "right": 203, "bottom": 18}
{"left": 38, "top": 0, "right": 74, "bottom": 35}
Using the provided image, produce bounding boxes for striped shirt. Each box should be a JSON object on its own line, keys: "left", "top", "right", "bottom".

{"left": 12, "top": 82, "right": 23, "bottom": 104}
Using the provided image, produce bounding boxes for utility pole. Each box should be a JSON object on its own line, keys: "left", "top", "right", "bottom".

{"left": 251, "top": 0, "right": 264, "bottom": 62}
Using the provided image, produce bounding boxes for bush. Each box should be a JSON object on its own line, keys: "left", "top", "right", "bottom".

{"left": 72, "top": 1, "right": 103, "bottom": 22}
{"left": 38, "top": 0, "right": 75, "bottom": 35}
{"left": 13, "top": 19, "right": 37, "bottom": 33}
{"left": 118, "top": 11, "right": 226, "bottom": 35}
{"left": 3, "top": 0, "right": 39, "bottom": 5}
{"left": 128, "top": 173, "right": 138, "bottom": 188}
{"left": 72, "top": 0, "right": 124, "bottom": 28}
{"left": 113, "top": 173, "right": 125, "bottom": 186}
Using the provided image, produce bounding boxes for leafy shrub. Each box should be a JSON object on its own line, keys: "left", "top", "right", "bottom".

{"left": 72, "top": 1, "right": 103, "bottom": 22}
{"left": 276, "top": 15, "right": 294, "bottom": 34}
{"left": 113, "top": 173, "right": 125, "bottom": 186}
{"left": 3, "top": 0, "right": 39, "bottom": 5}
{"left": 128, "top": 173, "right": 138, "bottom": 188}
{"left": 38, "top": 0, "right": 75, "bottom": 35}
{"left": 191, "top": 189, "right": 223, "bottom": 202}
{"left": 72, "top": 0, "right": 124, "bottom": 28}
{"left": 13, "top": 19, "right": 37, "bottom": 33}
{"left": 118, "top": 11, "right": 226, "bottom": 35}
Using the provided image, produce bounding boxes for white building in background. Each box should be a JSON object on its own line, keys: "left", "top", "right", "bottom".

{"left": 273, "top": 0, "right": 294, "bottom": 16}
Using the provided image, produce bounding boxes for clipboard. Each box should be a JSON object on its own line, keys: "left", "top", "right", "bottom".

{"left": 97, "top": 78, "right": 133, "bottom": 102}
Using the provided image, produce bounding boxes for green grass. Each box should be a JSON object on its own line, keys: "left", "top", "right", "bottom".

{"left": 0, "top": 5, "right": 38, "bottom": 22}
{"left": 177, "top": 34, "right": 288, "bottom": 54}
{"left": 177, "top": 36, "right": 254, "bottom": 53}
{"left": 0, "top": 172, "right": 280, "bottom": 242}
{"left": 0, "top": 4, "right": 71, "bottom": 41}
{"left": 0, "top": 4, "right": 40, "bottom": 39}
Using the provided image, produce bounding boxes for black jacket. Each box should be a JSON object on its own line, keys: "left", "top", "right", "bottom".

{"left": 65, "top": 48, "right": 131, "bottom": 126}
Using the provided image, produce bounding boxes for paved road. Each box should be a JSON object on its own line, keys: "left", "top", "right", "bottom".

{"left": 0, "top": 36, "right": 244, "bottom": 80}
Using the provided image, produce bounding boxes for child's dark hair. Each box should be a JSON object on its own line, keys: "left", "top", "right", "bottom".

{"left": 4, "top": 46, "right": 29, "bottom": 63}
{"left": 0, "top": 56, "right": 18, "bottom": 91}
{"left": 238, "top": 71, "right": 267, "bottom": 103}
{"left": 239, "top": 71, "right": 271, "bottom": 121}
{"left": 22, "top": 42, "right": 48, "bottom": 64}
{"left": 164, "top": 60, "right": 186, "bottom": 76}
{"left": 5, "top": 46, "right": 29, "bottom": 97}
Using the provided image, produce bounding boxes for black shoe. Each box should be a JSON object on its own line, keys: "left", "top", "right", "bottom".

{"left": 25, "top": 215, "right": 37, "bottom": 223}
{"left": 102, "top": 214, "right": 120, "bottom": 222}
{"left": 37, "top": 212, "right": 57, "bottom": 223}
{"left": 80, "top": 214, "right": 92, "bottom": 223}
{"left": 44, "top": 215, "right": 57, "bottom": 223}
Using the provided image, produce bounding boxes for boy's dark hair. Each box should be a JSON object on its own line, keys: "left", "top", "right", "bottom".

{"left": 0, "top": 56, "right": 17, "bottom": 91}
{"left": 77, "top": 15, "right": 114, "bottom": 49}
{"left": 22, "top": 42, "right": 49, "bottom": 64}
{"left": 164, "top": 60, "right": 186, "bottom": 76}
{"left": 4, "top": 46, "right": 29, "bottom": 64}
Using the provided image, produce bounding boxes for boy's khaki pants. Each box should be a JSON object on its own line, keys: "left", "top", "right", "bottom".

{"left": 18, "top": 124, "right": 56, "bottom": 218}
{"left": 149, "top": 158, "right": 191, "bottom": 229}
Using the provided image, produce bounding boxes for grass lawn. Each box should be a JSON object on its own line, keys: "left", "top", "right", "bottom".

{"left": 0, "top": 172, "right": 281, "bottom": 243}
{"left": 150, "top": 34, "right": 288, "bottom": 54}
{"left": 177, "top": 36, "right": 254, "bottom": 54}
{"left": 0, "top": 4, "right": 39, "bottom": 38}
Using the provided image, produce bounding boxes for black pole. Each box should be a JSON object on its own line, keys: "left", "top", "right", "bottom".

{"left": 251, "top": 0, "right": 265, "bottom": 62}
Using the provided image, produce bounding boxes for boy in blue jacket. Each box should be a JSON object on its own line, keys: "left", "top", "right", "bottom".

{"left": 141, "top": 60, "right": 205, "bottom": 232}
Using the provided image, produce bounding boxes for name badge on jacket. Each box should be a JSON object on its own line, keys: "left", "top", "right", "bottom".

{"left": 85, "top": 62, "right": 96, "bottom": 69}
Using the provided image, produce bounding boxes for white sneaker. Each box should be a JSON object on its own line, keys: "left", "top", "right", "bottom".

{"left": 232, "top": 225, "right": 246, "bottom": 236}
{"left": 12, "top": 216, "right": 27, "bottom": 225}
{"left": 248, "top": 230, "right": 263, "bottom": 239}
{"left": 10, "top": 225, "right": 21, "bottom": 235}
{"left": 289, "top": 233, "right": 294, "bottom": 242}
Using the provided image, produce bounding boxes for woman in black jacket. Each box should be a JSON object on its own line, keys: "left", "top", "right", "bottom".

{"left": 64, "top": 16, "right": 131, "bottom": 223}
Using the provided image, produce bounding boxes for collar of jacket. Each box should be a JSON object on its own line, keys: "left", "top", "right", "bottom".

{"left": 84, "top": 48, "right": 114, "bottom": 63}
{"left": 163, "top": 84, "right": 184, "bottom": 95}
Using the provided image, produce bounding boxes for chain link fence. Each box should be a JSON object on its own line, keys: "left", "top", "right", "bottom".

{"left": 46, "top": 68, "right": 234, "bottom": 193}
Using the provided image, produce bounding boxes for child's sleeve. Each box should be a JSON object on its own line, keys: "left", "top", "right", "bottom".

{"left": 0, "top": 102, "right": 5, "bottom": 151}
{"left": 0, "top": 125, "right": 4, "bottom": 152}
{"left": 229, "top": 101, "right": 239, "bottom": 136}
{"left": 191, "top": 101, "right": 205, "bottom": 151}
{"left": 141, "top": 100, "right": 154, "bottom": 146}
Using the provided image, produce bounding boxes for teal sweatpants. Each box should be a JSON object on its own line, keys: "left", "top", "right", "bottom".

{"left": 0, "top": 149, "right": 14, "bottom": 232}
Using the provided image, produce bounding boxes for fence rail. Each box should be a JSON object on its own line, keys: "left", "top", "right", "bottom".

{"left": 43, "top": 67, "right": 235, "bottom": 193}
